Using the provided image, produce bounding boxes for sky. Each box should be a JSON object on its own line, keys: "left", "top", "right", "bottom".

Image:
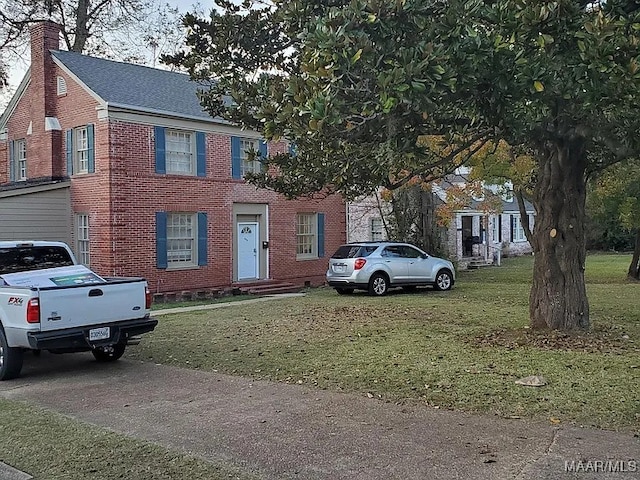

{"left": 1, "top": 0, "right": 209, "bottom": 110}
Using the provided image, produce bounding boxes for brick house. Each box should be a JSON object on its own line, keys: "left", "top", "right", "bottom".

{"left": 0, "top": 21, "right": 346, "bottom": 295}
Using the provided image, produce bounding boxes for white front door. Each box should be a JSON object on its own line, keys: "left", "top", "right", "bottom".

{"left": 237, "top": 222, "right": 259, "bottom": 280}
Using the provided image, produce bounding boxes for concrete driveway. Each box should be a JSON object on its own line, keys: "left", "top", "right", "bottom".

{"left": 1, "top": 352, "right": 638, "bottom": 480}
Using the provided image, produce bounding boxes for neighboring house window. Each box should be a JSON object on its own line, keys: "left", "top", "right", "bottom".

{"left": 296, "top": 212, "right": 325, "bottom": 259}
{"left": 154, "top": 126, "right": 206, "bottom": 177}
{"left": 231, "top": 136, "right": 267, "bottom": 179}
{"left": 9, "top": 139, "right": 27, "bottom": 181}
{"left": 76, "top": 213, "right": 90, "bottom": 266}
{"left": 66, "top": 124, "right": 95, "bottom": 175}
{"left": 155, "top": 211, "right": 208, "bottom": 269}
{"left": 166, "top": 129, "right": 194, "bottom": 175}
{"left": 513, "top": 215, "right": 527, "bottom": 242}
{"left": 371, "top": 218, "right": 384, "bottom": 241}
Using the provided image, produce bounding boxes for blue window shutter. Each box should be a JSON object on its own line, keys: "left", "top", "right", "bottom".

{"left": 259, "top": 139, "right": 268, "bottom": 172}
{"left": 196, "top": 131, "right": 206, "bottom": 177}
{"left": 154, "top": 126, "right": 166, "bottom": 174}
{"left": 317, "top": 213, "right": 325, "bottom": 258}
{"left": 498, "top": 215, "right": 502, "bottom": 243}
{"left": 197, "top": 212, "right": 208, "bottom": 266}
{"left": 231, "top": 136, "right": 241, "bottom": 179}
{"left": 8, "top": 140, "right": 15, "bottom": 182}
{"left": 288, "top": 142, "right": 297, "bottom": 157}
{"left": 87, "top": 124, "right": 95, "bottom": 173}
{"left": 156, "top": 212, "right": 168, "bottom": 269}
{"left": 66, "top": 129, "right": 73, "bottom": 176}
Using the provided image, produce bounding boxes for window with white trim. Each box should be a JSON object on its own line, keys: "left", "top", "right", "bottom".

{"left": 74, "top": 126, "right": 89, "bottom": 174}
{"left": 166, "top": 130, "right": 195, "bottom": 175}
{"left": 76, "top": 213, "right": 90, "bottom": 266}
{"left": 296, "top": 213, "right": 317, "bottom": 258}
{"left": 513, "top": 215, "right": 526, "bottom": 242}
{"left": 16, "top": 139, "right": 26, "bottom": 181}
{"left": 371, "top": 217, "right": 384, "bottom": 241}
{"left": 240, "top": 138, "right": 261, "bottom": 176}
{"left": 167, "top": 213, "right": 196, "bottom": 267}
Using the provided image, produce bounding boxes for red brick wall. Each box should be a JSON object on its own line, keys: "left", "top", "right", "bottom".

{"left": 100, "top": 122, "right": 345, "bottom": 292}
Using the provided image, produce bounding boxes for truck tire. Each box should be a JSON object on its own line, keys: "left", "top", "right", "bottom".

{"left": 0, "top": 327, "right": 24, "bottom": 381}
{"left": 92, "top": 343, "right": 126, "bottom": 362}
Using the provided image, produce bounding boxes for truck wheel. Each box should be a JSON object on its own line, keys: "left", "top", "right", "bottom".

{"left": 0, "top": 328, "right": 24, "bottom": 380}
{"left": 92, "top": 343, "right": 126, "bottom": 362}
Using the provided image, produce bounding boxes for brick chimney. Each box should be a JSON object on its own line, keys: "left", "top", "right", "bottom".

{"left": 28, "top": 21, "right": 63, "bottom": 178}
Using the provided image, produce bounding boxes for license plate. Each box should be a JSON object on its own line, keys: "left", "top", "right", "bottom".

{"left": 334, "top": 265, "right": 346, "bottom": 273}
{"left": 89, "top": 326, "right": 110, "bottom": 341}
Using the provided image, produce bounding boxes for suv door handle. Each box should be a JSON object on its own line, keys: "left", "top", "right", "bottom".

{"left": 88, "top": 288, "right": 104, "bottom": 297}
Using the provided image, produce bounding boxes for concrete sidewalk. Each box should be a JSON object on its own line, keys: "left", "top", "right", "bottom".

{"left": 1, "top": 352, "right": 638, "bottom": 480}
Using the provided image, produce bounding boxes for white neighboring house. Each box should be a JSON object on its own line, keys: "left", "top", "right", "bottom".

{"left": 346, "top": 192, "right": 389, "bottom": 243}
{"left": 346, "top": 168, "right": 535, "bottom": 266}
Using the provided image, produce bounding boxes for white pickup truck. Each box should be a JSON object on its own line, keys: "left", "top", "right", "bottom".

{"left": 0, "top": 241, "right": 157, "bottom": 380}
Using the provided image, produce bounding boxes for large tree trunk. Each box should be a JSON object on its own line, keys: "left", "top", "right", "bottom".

{"left": 629, "top": 229, "right": 640, "bottom": 280}
{"left": 528, "top": 140, "right": 590, "bottom": 330}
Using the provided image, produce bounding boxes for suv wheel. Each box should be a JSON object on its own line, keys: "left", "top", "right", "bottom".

{"left": 434, "top": 269, "right": 453, "bottom": 291}
{"left": 368, "top": 273, "right": 389, "bottom": 296}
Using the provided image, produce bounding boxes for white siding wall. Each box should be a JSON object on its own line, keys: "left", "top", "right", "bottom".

{"left": 0, "top": 184, "right": 72, "bottom": 244}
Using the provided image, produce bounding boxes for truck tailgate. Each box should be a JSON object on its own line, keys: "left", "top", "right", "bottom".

{"left": 38, "top": 280, "right": 148, "bottom": 331}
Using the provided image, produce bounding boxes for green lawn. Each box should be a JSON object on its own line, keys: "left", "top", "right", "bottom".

{"left": 128, "top": 253, "right": 640, "bottom": 432}
{"left": 0, "top": 399, "right": 256, "bottom": 480}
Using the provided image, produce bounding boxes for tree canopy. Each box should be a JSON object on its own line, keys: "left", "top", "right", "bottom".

{"left": 167, "top": 0, "right": 640, "bottom": 330}
{"left": 0, "top": 0, "right": 186, "bottom": 92}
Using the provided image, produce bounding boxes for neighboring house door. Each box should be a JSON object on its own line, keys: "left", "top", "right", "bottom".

{"left": 462, "top": 215, "right": 473, "bottom": 257}
{"left": 237, "top": 222, "right": 259, "bottom": 280}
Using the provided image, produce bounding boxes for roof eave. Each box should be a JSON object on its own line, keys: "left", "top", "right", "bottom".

{"left": 0, "top": 69, "right": 31, "bottom": 131}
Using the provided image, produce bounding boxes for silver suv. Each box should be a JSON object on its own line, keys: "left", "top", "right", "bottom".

{"left": 326, "top": 242, "right": 455, "bottom": 295}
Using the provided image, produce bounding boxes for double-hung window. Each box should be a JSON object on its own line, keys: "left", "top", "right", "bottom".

{"left": 75, "top": 127, "right": 89, "bottom": 173}
{"left": 297, "top": 213, "right": 316, "bottom": 258}
{"left": 66, "top": 124, "right": 95, "bottom": 175}
{"left": 513, "top": 215, "right": 527, "bottom": 242}
{"left": 156, "top": 211, "right": 208, "bottom": 269}
{"left": 9, "top": 139, "right": 27, "bottom": 181}
{"left": 296, "top": 213, "right": 325, "bottom": 259}
{"left": 167, "top": 213, "right": 196, "bottom": 267}
{"left": 370, "top": 218, "right": 384, "bottom": 241}
{"left": 154, "top": 126, "right": 206, "bottom": 177}
{"left": 231, "top": 136, "right": 267, "bottom": 179}
{"left": 239, "top": 138, "right": 261, "bottom": 176}
{"left": 76, "top": 213, "right": 90, "bottom": 266}
{"left": 166, "top": 130, "right": 194, "bottom": 175}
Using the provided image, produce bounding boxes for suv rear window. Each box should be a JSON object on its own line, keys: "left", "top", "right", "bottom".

{"left": 331, "top": 245, "right": 378, "bottom": 259}
{"left": 0, "top": 246, "right": 74, "bottom": 275}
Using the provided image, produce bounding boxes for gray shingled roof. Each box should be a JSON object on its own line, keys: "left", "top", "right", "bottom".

{"left": 51, "top": 50, "right": 217, "bottom": 122}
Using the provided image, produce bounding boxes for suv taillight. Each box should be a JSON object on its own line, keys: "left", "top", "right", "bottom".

{"left": 26, "top": 298, "right": 40, "bottom": 323}
{"left": 354, "top": 258, "right": 366, "bottom": 270}
{"left": 145, "top": 287, "right": 152, "bottom": 309}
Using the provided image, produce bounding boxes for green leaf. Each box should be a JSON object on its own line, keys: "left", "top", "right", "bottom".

{"left": 533, "top": 81, "right": 544, "bottom": 92}
{"left": 352, "top": 48, "right": 363, "bottom": 63}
